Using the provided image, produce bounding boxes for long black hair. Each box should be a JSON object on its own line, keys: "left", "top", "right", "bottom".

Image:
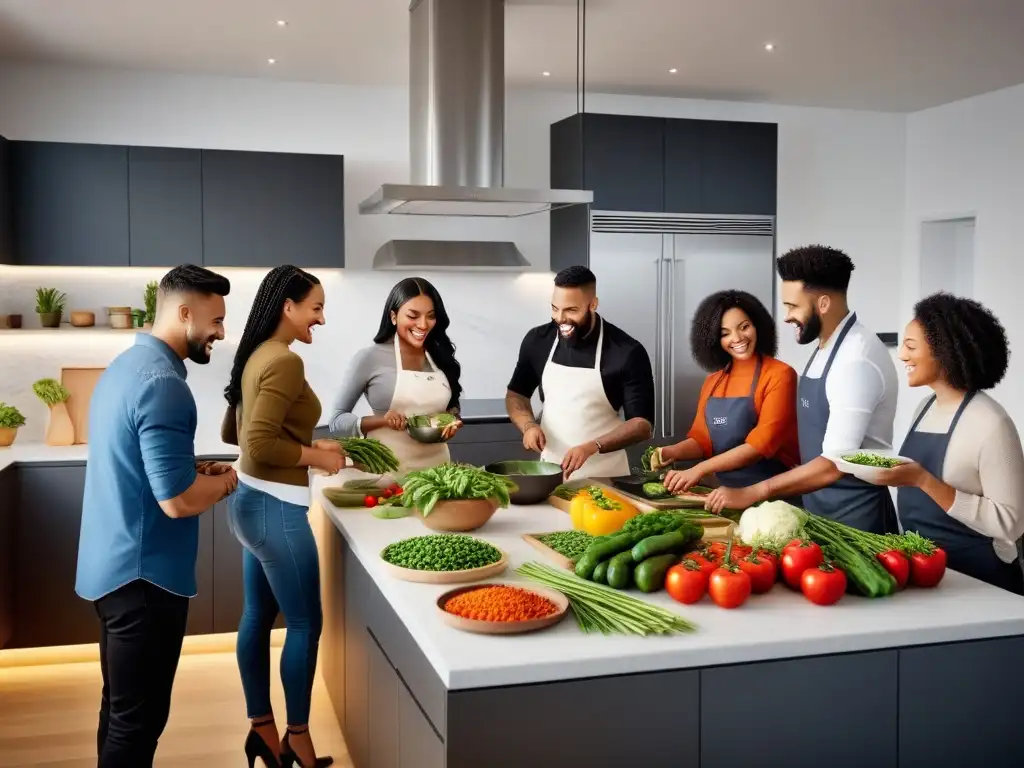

{"left": 374, "top": 277, "right": 462, "bottom": 407}
{"left": 224, "top": 265, "right": 321, "bottom": 409}
{"left": 690, "top": 290, "right": 777, "bottom": 372}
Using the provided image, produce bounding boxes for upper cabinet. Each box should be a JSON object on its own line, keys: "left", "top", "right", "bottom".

{"left": 202, "top": 149, "right": 345, "bottom": 269}
{"left": 11, "top": 141, "right": 131, "bottom": 266}
{"left": 551, "top": 113, "right": 778, "bottom": 216}
{"left": 7, "top": 141, "right": 345, "bottom": 268}
{"left": 0, "top": 135, "right": 13, "bottom": 265}
{"left": 128, "top": 147, "right": 204, "bottom": 267}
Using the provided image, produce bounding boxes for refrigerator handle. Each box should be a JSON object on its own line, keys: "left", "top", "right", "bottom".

{"left": 668, "top": 241, "right": 677, "bottom": 438}
{"left": 653, "top": 251, "right": 664, "bottom": 438}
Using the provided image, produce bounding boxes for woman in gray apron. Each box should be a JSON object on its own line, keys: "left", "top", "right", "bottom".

{"left": 655, "top": 291, "right": 800, "bottom": 494}
{"left": 866, "top": 294, "right": 1024, "bottom": 594}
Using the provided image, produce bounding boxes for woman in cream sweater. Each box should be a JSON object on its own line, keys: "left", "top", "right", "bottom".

{"left": 223, "top": 265, "right": 340, "bottom": 768}
{"left": 866, "top": 292, "right": 1024, "bottom": 593}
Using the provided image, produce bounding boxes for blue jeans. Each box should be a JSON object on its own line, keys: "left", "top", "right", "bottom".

{"left": 228, "top": 482, "right": 322, "bottom": 725}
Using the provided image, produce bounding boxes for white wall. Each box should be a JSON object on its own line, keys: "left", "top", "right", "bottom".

{"left": 901, "top": 83, "right": 1024, "bottom": 437}
{"left": 0, "top": 64, "right": 907, "bottom": 446}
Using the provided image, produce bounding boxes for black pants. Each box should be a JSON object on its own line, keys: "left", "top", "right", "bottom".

{"left": 94, "top": 580, "right": 189, "bottom": 768}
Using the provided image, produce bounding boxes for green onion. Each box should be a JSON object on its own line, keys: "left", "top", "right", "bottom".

{"left": 517, "top": 562, "right": 697, "bottom": 636}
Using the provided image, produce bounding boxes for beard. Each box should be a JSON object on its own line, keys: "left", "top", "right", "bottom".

{"left": 793, "top": 310, "right": 823, "bottom": 345}
{"left": 558, "top": 311, "right": 595, "bottom": 348}
{"left": 185, "top": 324, "right": 216, "bottom": 365}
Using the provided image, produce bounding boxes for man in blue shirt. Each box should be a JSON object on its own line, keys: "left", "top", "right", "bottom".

{"left": 76, "top": 264, "right": 237, "bottom": 768}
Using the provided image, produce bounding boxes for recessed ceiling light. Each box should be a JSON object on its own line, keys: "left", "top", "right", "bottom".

{"left": 669, "top": 68, "right": 678, "bottom": 74}
{"left": 276, "top": 19, "right": 288, "bottom": 27}
{"left": 764, "top": 42, "right": 775, "bottom": 51}
{"left": 267, "top": 58, "right": 277, "bottom": 65}
{"left": 541, "top": 71, "right": 551, "bottom": 77}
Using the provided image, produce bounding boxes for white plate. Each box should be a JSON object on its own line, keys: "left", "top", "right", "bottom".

{"left": 828, "top": 451, "right": 914, "bottom": 483}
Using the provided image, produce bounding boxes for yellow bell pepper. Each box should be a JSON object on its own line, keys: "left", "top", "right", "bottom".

{"left": 569, "top": 486, "right": 640, "bottom": 536}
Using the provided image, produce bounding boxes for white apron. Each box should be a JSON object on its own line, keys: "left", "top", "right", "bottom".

{"left": 364, "top": 335, "right": 452, "bottom": 473}
{"left": 540, "top": 318, "right": 631, "bottom": 479}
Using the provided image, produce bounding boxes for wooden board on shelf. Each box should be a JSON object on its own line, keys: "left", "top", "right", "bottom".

{"left": 60, "top": 367, "right": 105, "bottom": 445}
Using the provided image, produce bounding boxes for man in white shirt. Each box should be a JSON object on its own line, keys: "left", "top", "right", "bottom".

{"left": 706, "top": 245, "right": 900, "bottom": 533}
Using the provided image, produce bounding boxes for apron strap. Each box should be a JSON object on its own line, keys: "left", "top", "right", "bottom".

{"left": 908, "top": 392, "right": 976, "bottom": 436}
{"left": 747, "top": 355, "right": 763, "bottom": 399}
{"left": 710, "top": 355, "right": 763, "bottom": 399}
{"left": 593, "top": 317, "right": 606, "bottom": 369}
{"left": 907, "top": 394, "right": 938, "bottom": 434}
{"left": 393, "top": 332, "right": 438, "bottom": 374}
{"left": 820, "top": 312, "right": 857, "bottom": 380}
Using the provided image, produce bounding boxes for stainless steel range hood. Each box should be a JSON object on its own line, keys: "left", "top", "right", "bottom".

{"left": 359, "top": 0, "right": 593, "bottom": 221}
{"left": 372, "top": 240, "right": 529, "bottom": 271}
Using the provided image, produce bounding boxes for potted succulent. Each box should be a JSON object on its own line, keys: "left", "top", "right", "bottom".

{"left": 0, "top": 403, "right": 26, "bottom": 447}
{"left": 143, "top": 281, "right": 158, "bottom": 328}
{"left": 32, "top": 378, "right": 75, "bottom": 446}
{"left": 36, "top": 287, "right": 67, "bottom": 328}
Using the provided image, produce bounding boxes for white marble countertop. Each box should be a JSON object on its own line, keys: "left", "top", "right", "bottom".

{"left": 0, "top": 440, "right": 239, "bottom": 473}
{"left": 315, "top": 471, "right": 1024, "bottom": 691}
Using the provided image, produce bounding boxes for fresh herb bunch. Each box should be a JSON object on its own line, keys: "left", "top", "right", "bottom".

{"left": 537, "top": 530, "right": 594, "bottom": 562}
{"left": 32, "top": 378, "right": 70, "bottom": 406}
{"left": 621, "top": 511, "right": 692, "bottom": 537}
{"left": 0, "top": 403, "right": 26, "bottom": 429}
{"left": 398, "top": 463, "right": 515, "bottom": 517}
{"left": 35, "top": 287, "right": 67, "bottom": 315}
{"left": 331, "top": 437, "right": 400, "bottom": 474}
{"left": 143, "top": 281, "right": 158, "bottom": 325}
{"left": 382, "top": 534, "right": 502, "bottom": 571}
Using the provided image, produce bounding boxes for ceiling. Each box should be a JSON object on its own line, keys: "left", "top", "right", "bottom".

{"left": 1, "top": 0, "right": 1023, "bottom": 111}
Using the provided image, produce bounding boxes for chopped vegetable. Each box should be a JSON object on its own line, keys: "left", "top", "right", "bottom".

{"left": 442, "top": 585, "right": 557, "bottom": 622}
{"left": 551, "top": 484, "right": 580, "bottom": 502}
{"left": 842, "top": 452, "right": 903, "bottom": 468}
{"left": 642, "top": 481, "right": 672, "bottom": 499}
{"left": 407, "top": 412, "right": 457, "bottom": 429}
{"left": 517, "top": 561, "right": 697, "bottom": 636}
{"left": 397, "top": 463, "right": 515, "bottom": 517}
{"left": 382, "top": 534, "right": 502, "bottom": 572}
{"left": 331, "top": 437, "right": 400, "bottom": 474}
{"left": 536, "top": 530, "right": 594, "bottom": 562}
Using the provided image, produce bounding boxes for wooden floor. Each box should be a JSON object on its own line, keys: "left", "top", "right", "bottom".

{"left": 0, "top": 648, "right": 353, "bottom": 767}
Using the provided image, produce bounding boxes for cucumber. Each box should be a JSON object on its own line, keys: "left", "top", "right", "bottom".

{"left": 631, "top": 530, "right": 695, "bottom": 562}
{"left": 633, "top": 553, "right": 680, "bottom": 593}
{"left": 605, "top": 550, "right": 636, "bottom": 589}
{"left": 323, "top": 489, "right": 375, "bottom": 508}
{"left": 574, "top": 532, "right": 642, "bottom": 579}
{"left": 372, "top": 506, "right": 410, "bottom": 519}
{"left": 592, "top": 560, "right": 610, "bottom": 584}
{"left": 642, "top": 482, "right": 672, "bottom": 499}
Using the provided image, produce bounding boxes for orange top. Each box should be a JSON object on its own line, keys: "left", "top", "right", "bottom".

{"left": 687, "top": 355, "right": 800, "bottom": 468}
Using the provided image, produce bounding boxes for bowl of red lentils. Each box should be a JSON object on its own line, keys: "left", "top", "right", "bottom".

{"left": 437, "top": 582, "right": 569, "bottom": 635}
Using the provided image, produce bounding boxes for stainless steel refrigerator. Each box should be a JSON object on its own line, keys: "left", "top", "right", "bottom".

{"left": 587, "top": 211, "right": 777, "bottom": 470}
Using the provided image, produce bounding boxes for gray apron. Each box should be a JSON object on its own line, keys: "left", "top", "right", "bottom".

{"left": 897, "top": 393, "right": 1024, "bottom": 594}
{"left": 706, "top": 356, "right": 789, "bottom": 488}
{"left": 798, "top": 313, "right": 898, "bottom": 534}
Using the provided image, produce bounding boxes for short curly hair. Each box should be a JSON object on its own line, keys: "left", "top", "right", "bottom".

{"left": 690, "top": 290, "right": 777, "bottom": 372}
{"left": 913, "top": 293, "right": 1009, "bottom": 391}
{"left": 776, "top": 245, "right": 854, "bottom": 292}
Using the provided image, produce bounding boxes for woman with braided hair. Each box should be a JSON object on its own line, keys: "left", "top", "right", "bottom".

{"left": 222, "top": 265, "right": 336, "bottom": 768}
{"left": 864, "top": 292, "right": 1024, "bottom": 593}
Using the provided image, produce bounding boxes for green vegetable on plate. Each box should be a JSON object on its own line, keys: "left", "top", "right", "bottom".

{"left": 842, "top": 452, "right": 903, "bottom": 469}
{"left": 396, "top": 463, "right": 515, "bottom": 517}
{"left": 382, "top": 534, "right": 501, "bottom": 572}
{"left": 536, "top": 530, "right": 594, "bottom": 562}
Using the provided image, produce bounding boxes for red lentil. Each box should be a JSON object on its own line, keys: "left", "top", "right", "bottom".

{"left": 443, "top": 585, "right": 558, "bottom": 622}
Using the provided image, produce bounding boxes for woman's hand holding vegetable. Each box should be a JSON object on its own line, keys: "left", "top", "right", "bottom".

{"left": 705, "top": 484, "right": 760, "bottom": 515}
{"left": 663, "top": 466, "right": 706, "bottom": 494}
{"left": 649, "top": 447, "right": 671, "bottom": 473}
{"left": 866, "top": 461, "right": 927, "bottom": 488}
{"left": 440, "top": 418, "right": 463, "bottom": 440}
{"left": 385, "top": 410, "right": 407, "bottom": 431}
{"left": 312, "top": 448, "right": 346, "bottom": 475}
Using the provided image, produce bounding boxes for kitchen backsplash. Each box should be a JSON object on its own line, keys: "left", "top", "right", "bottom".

{"left": 0, "top": 266, "right": 553, "bottom": 447}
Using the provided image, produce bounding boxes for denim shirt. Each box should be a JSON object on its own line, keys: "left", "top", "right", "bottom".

{"left": 76, "top": 334, "right": 200, "bottom": 601}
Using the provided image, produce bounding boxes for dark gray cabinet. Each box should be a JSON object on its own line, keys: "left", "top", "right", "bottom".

{"left": 0, "top": 135, "right": 13, "bottom": 265}
{"left": 696, "top": 119, "right": 777, "bottom": 215}
{"left": 12, "top": 463, "right": 96, "bottom": 648}
{"left": 344, "top": 549, "right": 371, "bottom": 768}
{"left": 0, "top": 465, "right": 17, "bottom": 648}
{"left": 662, "top": 118, "right": 703, "bottom": 214}
{"left": 398, "top": 683, "right": 444, "bottom": 768}
{"left": 128, "top": 147, "right": 203, "bottom": 267}
{"left": 367, "top": 630, "right": 400, "bottom": 768}
{"left": 201, "top": 149, "right": 345, "bottom": 268}
{"left": 185, "top": 502, "right": 215, "bottom": 636}
{"left": 11, "top": 142, "right": 130, "bottom": 266}
{"left": 447, "top": 422, "right": 533, "bottom": 466}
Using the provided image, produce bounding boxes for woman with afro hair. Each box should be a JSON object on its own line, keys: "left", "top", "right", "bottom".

{"left": 866, "top": 292, "right": 1024, "bottom": 593}
{"left": 650, "top": 290, "right": 800, "bottom": 494}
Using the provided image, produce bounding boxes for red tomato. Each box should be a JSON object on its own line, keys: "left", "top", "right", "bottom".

{"left": 800, "top": 563, "right": 847, "bottom": 606}
{"left": 665, "top": 561, "right": 708, "bottom": 605}
{"left": 682, "top": 553, "right": 718, "bottom": 579}
{"left": 781, "top": 540, "right": 824, "bottom": 589}
{"left": 364, "top": 495, "right": 378, "bottom": 508}
{"left": 738, "top": 553, "right": 776, "bottom": 594}
{"left": 708, "top": 566, "right": 752, "bottom": 609}
{"left": 709, "top": 541, "right": 728, "bottom": 559}
{"left": 382, "top": 489, "right": 394, "bottom": 499}
{"left": 394, "top": 486, "right": 404, "bottom": 496}
{"left": 910, "top": 548, "right": 947, "bottom": 587}
{"left": 390, "top": 484, "right": 403, "bottom": 494}
{"left": 877, "top": 550, "right": 910, "bottom": 589}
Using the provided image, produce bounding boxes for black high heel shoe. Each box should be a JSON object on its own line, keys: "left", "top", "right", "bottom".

{"left": 244, "top": 717, "right": 282, "bottom": 768}
{"left": 280, "top": 726, "right": 333, "bottom": 768}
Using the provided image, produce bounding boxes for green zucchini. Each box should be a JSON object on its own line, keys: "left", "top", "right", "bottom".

{"left": 631, "top": 530, "right": 694, "bottom": 562}
{"left": 574, "top": 532, "right": 642, "bottom": 579}
{"left": 605, "top": 550, "right": 636, "bottom": 589}
{"left": 592, "top": 560, "right": 610, "bottom": 584}
{"left": 633, "top": 553, "right": 680, "bottom": 593}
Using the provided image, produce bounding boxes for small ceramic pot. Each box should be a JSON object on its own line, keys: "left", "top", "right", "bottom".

{"left": 3, "top": 314, "right": 21, "bottom": 329}
{"left": 70, "top": 311, "right": 96, "bottom": 327}
{"left": 39, "top": 311, "right": 62, "bottom": 328}
{"left": 0, "top": 427, "right": 18, "bottom": 447}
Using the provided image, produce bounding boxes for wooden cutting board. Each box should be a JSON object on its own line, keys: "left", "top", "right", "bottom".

{"left": 61, "top": 367, "right": 105, "bottom": 445}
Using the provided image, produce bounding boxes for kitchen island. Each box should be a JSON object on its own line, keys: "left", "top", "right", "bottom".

{"left": 314, "top": 471, "right": 1024, "bottom": 768}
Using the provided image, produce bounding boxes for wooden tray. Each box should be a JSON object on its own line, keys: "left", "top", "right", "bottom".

{"left": 380, "top": 549, "right": 509, "bottom": 584}
{"left": 521, "top": 533, "right": 577, "bottom": 570}
{"left": 61, "top": 366, "right": 105, "bottom": 444}
{"left": 436, "top": 583, "right": 569, "bottom": 635}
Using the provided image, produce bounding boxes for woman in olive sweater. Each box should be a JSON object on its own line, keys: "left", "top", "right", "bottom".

{"left": 223, "top": 265, "right": 340, "bottom": 768}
